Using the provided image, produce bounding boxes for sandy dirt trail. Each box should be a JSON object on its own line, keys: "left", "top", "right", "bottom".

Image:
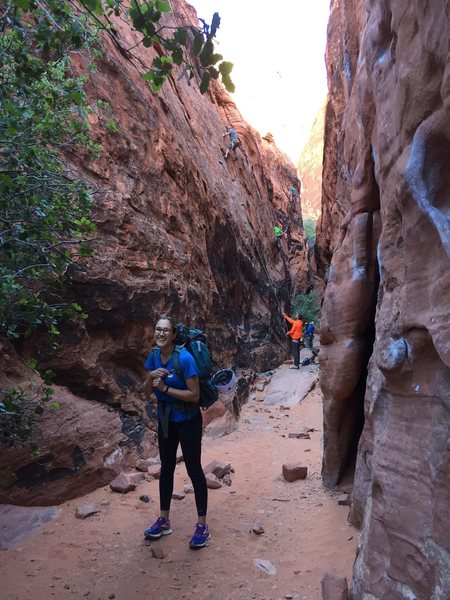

{"left": 0, "top": 363, "right": 357, "bottom": 600}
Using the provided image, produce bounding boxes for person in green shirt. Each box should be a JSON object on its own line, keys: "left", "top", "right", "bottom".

{"left": 273, "top": 225, "right": 283, "bottom": 237}
{"left": 273, "top": 225, "right": 284, "bottom": 249}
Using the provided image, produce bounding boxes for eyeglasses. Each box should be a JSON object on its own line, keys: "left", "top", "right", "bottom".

{"left": 155, "top": 327, "right": 172, "bottom": 334}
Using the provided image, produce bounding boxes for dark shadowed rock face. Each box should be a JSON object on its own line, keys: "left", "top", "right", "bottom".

{"left": 1, "top": 0, "right": 308, "bottom": 505}
{"left": 318, "top": 0, "right": 450, "bottom": 598}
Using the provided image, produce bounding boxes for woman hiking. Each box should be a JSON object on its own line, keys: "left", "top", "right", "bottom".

{"left": 142, "top": 316, "right": 210, "bottom": 549}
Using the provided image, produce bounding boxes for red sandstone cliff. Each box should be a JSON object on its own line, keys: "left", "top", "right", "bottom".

{"left": 318, "top": 0, "right": 450, "bottom": 598}
{"left": 0, "top": 0, "right": 308, "bottom": 505}
{"left": 297, "top": 102, "right": 326, "bottom": 221}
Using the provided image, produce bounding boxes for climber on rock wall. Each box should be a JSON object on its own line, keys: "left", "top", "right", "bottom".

{"left": 221, "top": 126, "right": 239, "bottom": 160}
{"left": 289, "top": 186, "right": 297, "bottom": 201}
{"left": 273, "top": 225, "right": 284, "bottom": 249}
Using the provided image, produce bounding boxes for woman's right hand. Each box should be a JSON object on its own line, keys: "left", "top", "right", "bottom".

{"left": 151, "top": 368, "right": 170, "bottom": 379}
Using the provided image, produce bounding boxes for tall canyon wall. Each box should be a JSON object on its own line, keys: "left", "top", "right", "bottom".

{"left": 318, "top": 0, "right": 449, "bottom": 598}
{"left": 297, "top": 103, "right": 326, "bottom": 221}
{"left": 0, "top": 0, "right": 309, "bottom": 505}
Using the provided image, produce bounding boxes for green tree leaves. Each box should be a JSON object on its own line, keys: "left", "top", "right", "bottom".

{"left": 210, "top": 12, "right": 220, "bottom": 37}
{"left": 122, "top": 4, "right": 234, "bottom": 94}
{"left": 155, "top": 0, "right": 171, "bottom": 12}
{"left": 219, "top": 61, "right": 234, "bottom": 75}
{"left": 219, "top": 61, "right": 235, "bottom": 93}
{"left": 82, "top": 0, "right": 104, "bottom": 14}
{"left": 0, "top": 20, "right": 96, "bottom": 342}
{"left": 193, "top": 30, "right": 204, "bottom": 55}
{"left": 134, "top": 6, "right": 235, "bottom": 94}
{"left": 200, "top": 71, "right": 211, "bottom": 94}
{"left": 12, "top": 0, "right": 30, "bottom": 8}
{"left": 290, "top": 291, "right": 321, "bottom": 324}
{"left": 1, "top": 0, "right": 97, "bottom": 446}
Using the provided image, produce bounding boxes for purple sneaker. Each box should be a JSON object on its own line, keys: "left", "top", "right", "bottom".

{"left": 189, "top": 522, "right": 211, "bottom": 548}
{"left": 144, "top": 516, "right": 172, "bottom": 540}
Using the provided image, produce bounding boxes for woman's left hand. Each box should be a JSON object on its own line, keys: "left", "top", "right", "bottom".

{"left": 153, "top": 376, "right": 167, "bottom": 392}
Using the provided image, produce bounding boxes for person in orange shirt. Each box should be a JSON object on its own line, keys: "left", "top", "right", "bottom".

{"left": 283, "top": 312, "right": 304, "bottom": 369}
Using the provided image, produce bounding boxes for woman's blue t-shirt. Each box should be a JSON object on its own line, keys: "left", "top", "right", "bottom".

{"left": 144, "top": 347, "right": 199, "bottom": 422}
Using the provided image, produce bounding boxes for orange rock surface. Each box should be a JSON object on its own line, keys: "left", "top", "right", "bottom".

{"left": 318, "top": 0, "right": 450, "bottom": 598}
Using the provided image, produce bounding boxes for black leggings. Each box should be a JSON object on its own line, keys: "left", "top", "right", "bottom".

{"left": 158, "top": 410, "right": 207, "bottom": 517}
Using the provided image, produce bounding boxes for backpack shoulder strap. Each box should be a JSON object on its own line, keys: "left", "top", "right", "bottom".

{"left": 172, "top": 345, "right": 183, "bottom": 377}
{"left": 149, "top": 348, "right": 159, "bottom": 369}
{"left": 169, "top": 346, "right": 192, "bottom": 413}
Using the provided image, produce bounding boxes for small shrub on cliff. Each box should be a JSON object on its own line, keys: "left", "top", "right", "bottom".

{"left": 106, "top": 119, "right": 121, "bottom": 134}
{"left": 290, "top": 290, "right": 321, "bottom": 325}
{"left": 0, "top": 363, "right": 57, "bottom": 451}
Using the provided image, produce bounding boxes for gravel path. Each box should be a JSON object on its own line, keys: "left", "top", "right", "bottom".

{"left": 0, "top": 363, "right": 357, "bottom": 600}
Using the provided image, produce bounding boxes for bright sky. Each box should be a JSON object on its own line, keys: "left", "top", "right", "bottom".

{"left": 189, "top": 0, "right": 330, "bottom": 163}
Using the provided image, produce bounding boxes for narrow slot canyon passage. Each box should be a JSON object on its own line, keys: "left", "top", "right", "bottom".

{"left": 1, "top": 1, "right": 449, "bottom": 600}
